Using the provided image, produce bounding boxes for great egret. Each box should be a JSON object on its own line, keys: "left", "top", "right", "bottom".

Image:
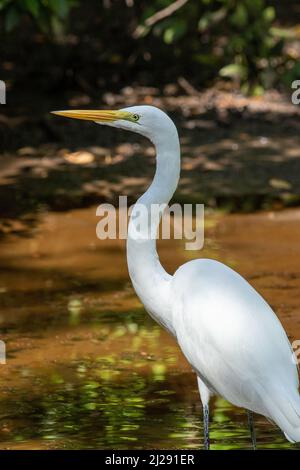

{"left": 52, "top": 105, "right": 300, "bottom": 450}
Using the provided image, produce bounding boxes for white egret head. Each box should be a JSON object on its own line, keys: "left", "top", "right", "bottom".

{"left": 51, "top": 105, "right": 177, "bottom": 143}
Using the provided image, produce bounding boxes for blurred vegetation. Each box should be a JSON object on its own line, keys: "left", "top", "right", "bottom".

{"left": 138, "top": 0, "right": 292, "bottom": 94}
{"left": 0, "top": 0, "right": 299, "bottom": 95}
{"left": 0, "top": 0, "right": 77, "bottom": 34}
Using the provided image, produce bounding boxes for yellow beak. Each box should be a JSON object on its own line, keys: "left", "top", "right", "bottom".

{"left": 51, "top": 109, "right": 128, "bottom": 122}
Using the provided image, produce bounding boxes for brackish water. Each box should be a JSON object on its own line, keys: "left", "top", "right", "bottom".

{"left": 0, "top": 207, "right": 299, "bottom": 449}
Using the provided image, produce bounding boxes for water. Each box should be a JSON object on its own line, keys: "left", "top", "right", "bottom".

{"left": 0, "top": 206, "right": 299, "bottom": 449}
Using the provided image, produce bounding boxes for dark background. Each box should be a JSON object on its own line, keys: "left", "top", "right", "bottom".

{"left": 0, "top": 0, "right": 300, "bottom": 228}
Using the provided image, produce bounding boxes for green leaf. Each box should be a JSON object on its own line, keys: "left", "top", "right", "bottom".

{"left": 219, "top": 63, "right": 247, "bottom": 80}
{"left": 198, "top": 8, "right": 226, "bottom": 32}
{"left": 163, "top": 19, "right": 187, "bottom": 44}
{"left": 193, "top": 53, "right": 219, "bottom": 66}
{"left": 245, "top": 0, "right": 263, "bottom": 14}
{"left": 5, "top": 6, "right": 20, "bottom": 31}
{"left": 271, "top": 27, "right": 296, "bottom": 39}
{"left": 48, "top": 0, "right": 70, "bottom": 19}
{"left": 231, "top": 4, "right": 248, "bottom": 28}
{"left": 50, "top": 14, "right": 64, "bottom": 36}
{"left": 23, "top": 0, "right": 40, "bottom": 17}
{"left": 198, "top": 15, "right": 209, "bottom": 32}
{"left": 252, "top": 84, "right": 264, "bottom": 96}
{"left": 263, "top": 7, "right": 275, "bottom": 23}
{"left": 0, "top": 0, "right": 11, "bottom": 12}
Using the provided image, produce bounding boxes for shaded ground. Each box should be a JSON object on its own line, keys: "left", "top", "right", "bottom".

{"left": 1, "top": 86, "right": 300, "bottom": 235}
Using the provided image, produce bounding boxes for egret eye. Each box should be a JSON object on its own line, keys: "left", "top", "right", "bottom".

{"left": 132, "top": 114, "right": 140, "bottom": 122}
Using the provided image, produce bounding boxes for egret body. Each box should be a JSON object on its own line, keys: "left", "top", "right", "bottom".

{"left": 52, "top": 105, "right": 300, "bottom": 449}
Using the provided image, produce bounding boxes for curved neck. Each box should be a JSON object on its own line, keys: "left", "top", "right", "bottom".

{"left": 126, "top": 126, "right": 180, "bottom": 335}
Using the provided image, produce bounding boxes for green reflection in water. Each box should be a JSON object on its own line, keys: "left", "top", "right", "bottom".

{"left": 0, "top": 305, "right": 299, "bottom": 450}
{"left": 0, "top": 365, "right": 299, "bottom": 450}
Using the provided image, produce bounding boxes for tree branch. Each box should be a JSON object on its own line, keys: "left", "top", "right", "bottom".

{"left": 134, "top": 0, "right": 189, "bottom": 38}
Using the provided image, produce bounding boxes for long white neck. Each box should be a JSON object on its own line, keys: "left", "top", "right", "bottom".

{"left": 126, "top": 123, "right": 180, "bottom": 335}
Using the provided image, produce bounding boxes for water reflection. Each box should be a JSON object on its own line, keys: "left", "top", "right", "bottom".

{"left": 0, "top": 207, "right": 299, "bottom": 449}
{"left": 0, "top": 364, "right": 296, "bottom": 450}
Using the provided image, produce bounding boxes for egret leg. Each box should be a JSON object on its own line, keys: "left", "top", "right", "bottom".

{"left": 247, "top": 410, "right": 256, "bottom": 450}
{"left": 203, "top": 404, "right": 210, "bottom": 450}
{"left": 197, "top": 376, "right": 211, "bottom": 450}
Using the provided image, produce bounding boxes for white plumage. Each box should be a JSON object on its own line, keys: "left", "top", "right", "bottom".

{"left": 173, "top": 258, "right": 300, "bottom": 443}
